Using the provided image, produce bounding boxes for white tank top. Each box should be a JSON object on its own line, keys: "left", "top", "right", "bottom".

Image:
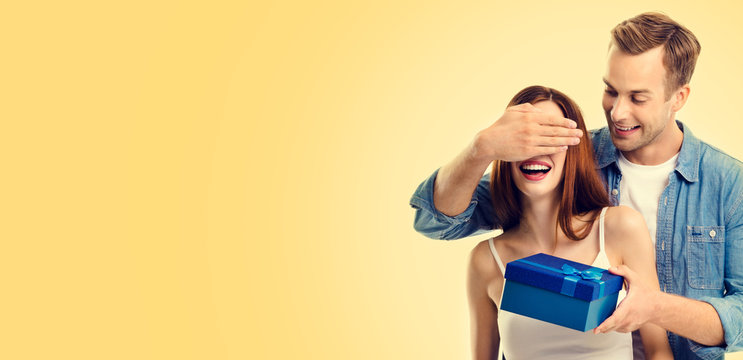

{"left": 488, "top": 207, "right": 632, "bottom": 360}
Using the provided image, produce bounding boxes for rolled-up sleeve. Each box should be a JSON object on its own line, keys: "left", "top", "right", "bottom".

{"left": 409, "top": 168, "right": 496, "bottom": 240}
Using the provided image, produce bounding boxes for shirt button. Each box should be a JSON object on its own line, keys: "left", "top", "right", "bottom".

{"left": 611, "top": 189, "right": 619, "bottom": 196}
{"left": 710, "top": 230, "right": 716, "bottom": 238}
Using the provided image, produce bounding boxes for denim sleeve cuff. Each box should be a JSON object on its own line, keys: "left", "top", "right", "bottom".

{"left": 686, "top": 339, "right": 725, "bottom": 360}
{"left": 409, "top": 169, "right": 478, "bottom": 222}
{"left": 410, "top": 168, "right": 481, "bottom": 239}
{"left": 699, "top": 295, "right": 743, "bottom": 353}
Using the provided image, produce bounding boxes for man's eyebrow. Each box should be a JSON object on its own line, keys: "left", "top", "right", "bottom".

{"left": 602, "top": 79, "right": 652, "bottom": 94}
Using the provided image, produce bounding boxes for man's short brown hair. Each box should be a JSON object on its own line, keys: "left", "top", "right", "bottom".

{"left": 611, "top": 12, "right": 701, "bottom": 98}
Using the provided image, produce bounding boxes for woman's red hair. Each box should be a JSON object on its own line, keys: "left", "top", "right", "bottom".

{"left": 490, "top": 86, "right": 611, "bottom": 240}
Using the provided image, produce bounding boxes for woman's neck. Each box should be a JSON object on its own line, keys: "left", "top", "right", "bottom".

{"left": 516, "top": 192, "right": 561, "bottom": 252}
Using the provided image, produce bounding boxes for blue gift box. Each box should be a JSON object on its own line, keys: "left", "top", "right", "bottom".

{"left": 500, "top": 253, "right": 624, "bottom": 332}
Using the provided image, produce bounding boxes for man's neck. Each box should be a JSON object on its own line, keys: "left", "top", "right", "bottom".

{"left": 621, "top": 120, "right": 684, "bottom": 165}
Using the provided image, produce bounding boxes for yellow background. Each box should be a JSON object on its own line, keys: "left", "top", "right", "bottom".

{"left": 1, "top": 0, "right": 742, "bottom": 359}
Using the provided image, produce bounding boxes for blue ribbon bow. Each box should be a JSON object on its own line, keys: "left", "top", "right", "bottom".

{"left": 517, "top": 259, "right": 608, "bottom": 298}
{"left": 559, "top": 264, "right": 605, "bottom": 298}
{"left": 561, "top": 264, "right": 603, "bottom": 280}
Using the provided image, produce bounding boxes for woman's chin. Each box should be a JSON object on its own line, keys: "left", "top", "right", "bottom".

{"left": 516, "top": 184, "right": 560, "bottom": 200}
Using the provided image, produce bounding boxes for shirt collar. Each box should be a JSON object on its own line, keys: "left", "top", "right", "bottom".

{"left": 594, "top": 120, "right": 701, "bottom": 183}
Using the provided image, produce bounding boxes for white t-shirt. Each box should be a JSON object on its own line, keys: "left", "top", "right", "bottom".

{"left": 616, "top": 152, "right": 679, "bottom": 245}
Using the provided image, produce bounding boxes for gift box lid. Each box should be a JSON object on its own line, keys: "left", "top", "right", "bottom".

{"left": 503, "top": 253, "right": 624, "bottom": 301}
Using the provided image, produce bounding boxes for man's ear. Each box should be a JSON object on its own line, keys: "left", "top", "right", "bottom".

{"left": 671, "top": 84, "right": 691, "bottom": 112}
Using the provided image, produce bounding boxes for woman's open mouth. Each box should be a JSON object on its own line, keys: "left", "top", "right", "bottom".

{"left": 519, "top": 161, "right": 552, "bottom": 181}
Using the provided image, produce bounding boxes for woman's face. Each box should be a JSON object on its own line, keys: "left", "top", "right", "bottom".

{"left": 510, "top": 100, "right": 568, "bottom": 199}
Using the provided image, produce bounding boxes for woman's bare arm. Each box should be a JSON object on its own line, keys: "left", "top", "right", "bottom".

{"left": 467, "top": 241, "right": 501, "bottom": 359}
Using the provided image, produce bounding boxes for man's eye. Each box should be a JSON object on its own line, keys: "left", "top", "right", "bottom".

{"left": 604, "top": 89, "right": 617, "bottom": 96}
{"left": 632, "top": 98, "right": 647, "bottom": 104}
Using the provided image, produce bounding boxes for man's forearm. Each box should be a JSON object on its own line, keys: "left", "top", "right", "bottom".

{"left": 652, "top": 292, "right": 725, "bottom": 346}
{"left": 433, "top": 142, "right": 492, "bottom": 216}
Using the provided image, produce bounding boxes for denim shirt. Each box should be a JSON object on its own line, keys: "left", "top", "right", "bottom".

{"left": 410, "top": 121, "right": 743, "bottom": 360}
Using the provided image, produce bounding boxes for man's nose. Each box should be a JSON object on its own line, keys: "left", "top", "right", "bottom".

{"left": 610, "top": 97, "right": 628, "bottom": 122}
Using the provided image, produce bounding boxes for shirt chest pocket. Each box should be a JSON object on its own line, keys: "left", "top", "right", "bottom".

{"left": 686, "top": 226, "right": 725, "bottom": 290}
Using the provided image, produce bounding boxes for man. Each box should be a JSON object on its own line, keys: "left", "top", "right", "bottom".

{"left": 410, "top": 12, "right": 743, "bottom": 360}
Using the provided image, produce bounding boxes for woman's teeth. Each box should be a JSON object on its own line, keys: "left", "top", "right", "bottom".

{"left": 520, "top": 164, "right": 551, "bottom": 175}
{"left": 521, "top": 164, "right": 550, "bottom": 171}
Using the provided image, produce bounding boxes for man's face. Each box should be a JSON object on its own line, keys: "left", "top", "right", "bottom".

{"left": 602, "top": 45, "right": 677, "bottom": 157}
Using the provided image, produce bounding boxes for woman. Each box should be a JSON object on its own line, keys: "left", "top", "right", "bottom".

{"left": 467, "top": 86, "right": 671, "bottom": 359}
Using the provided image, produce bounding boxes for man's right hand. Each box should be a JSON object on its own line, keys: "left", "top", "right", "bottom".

{"left": 471, "top": 103, "right": 583, "bottom": 163}
{"left": 432, "top": 102, "right": 583, "bottom": 217}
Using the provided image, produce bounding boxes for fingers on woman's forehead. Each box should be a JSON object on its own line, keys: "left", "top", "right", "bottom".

{"left": 564, "top": 118, "right": 578, "bottom": 129}
{"left": 538, "top": 113, "right": 578, "bottom": 129}
{"left": 541, "top": 126, "right": 583, "bottom": 139}
{"left": 509, "top": 102, "right": 540, "bottom": 112}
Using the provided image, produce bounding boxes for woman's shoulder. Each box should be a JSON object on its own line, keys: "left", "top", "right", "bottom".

{"left": 469, "top": 239, "right": 498, "bottom": 276}
{"left": 603, "top": 206, "right": 646, "bottom": 231}
{"left": 602, "top": 206, "right": 652, "bottom": 249}
{"left": 469, "top": 235, "right": 511, "bottom": 278}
